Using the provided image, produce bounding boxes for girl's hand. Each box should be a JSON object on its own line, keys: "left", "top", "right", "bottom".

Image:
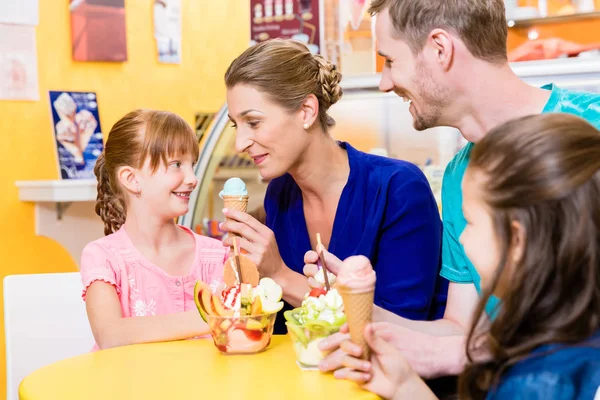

{"left": 334, "top": 324, "right": 418, "bottom": 400}
{"left": 221, "top": 208, "right": 286, "bottom": 280}
{"left": 303, "top": 247, "right": 342, "bottom": 289}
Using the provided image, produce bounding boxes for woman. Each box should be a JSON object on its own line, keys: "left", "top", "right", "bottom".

{"left": 221, "top": 39, "right": 447, "bottom": 333}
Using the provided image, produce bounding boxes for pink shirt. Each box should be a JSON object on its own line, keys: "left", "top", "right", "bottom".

{"left": 80, "top": 225, "right": 227, "bottom": 348}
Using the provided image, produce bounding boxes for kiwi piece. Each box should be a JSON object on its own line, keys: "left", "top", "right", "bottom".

{"left": 286, "top": 322, "right": 309, "bottom": 346}
{"left": 305, "top": 319, "right": 333, "bottom": 336}
{"left": 332, "top": 315, "right": 347, "bottom": 329}
{"left": 283, "top": 310, "right": 295, "bottom": 321}
{"left": 284, "top": 309, "right": 303, "bottom": 324}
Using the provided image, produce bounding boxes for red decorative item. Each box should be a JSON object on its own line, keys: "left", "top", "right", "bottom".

{"left": 508, "top": 38, "right": 600, "bottom": 62}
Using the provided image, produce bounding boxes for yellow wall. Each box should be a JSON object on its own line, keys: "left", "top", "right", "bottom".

{"left": 0, "top": 0, "right": 249, "bottom": 395}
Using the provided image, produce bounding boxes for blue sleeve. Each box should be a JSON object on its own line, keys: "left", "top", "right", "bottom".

{"left": 373, "top": 172, "right": 444, "bottom": 320}
{"left": 488, "top": 373, "right": 580, "bottom": 400}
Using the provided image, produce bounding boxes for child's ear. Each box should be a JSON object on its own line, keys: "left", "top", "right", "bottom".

{"left": 117, "top": 166, "right": 140, "bottom": 196}
{"left": 510, "top": 220, "right": 526, "bottom": 265}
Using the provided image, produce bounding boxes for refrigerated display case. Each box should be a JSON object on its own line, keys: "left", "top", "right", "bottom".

{"left": 178, "top": 57, "right": 600, "bottom": 236}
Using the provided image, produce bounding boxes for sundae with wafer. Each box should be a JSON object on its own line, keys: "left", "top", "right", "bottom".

{"left": 194, "top": 210, "right": 283, "bottom": 354}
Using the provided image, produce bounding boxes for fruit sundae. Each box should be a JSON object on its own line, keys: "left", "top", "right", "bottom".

{"left": 194, "top": 277, "right": 284, "bottom": 354}
{"left": 284, "top": 287, "right": 346, "bottom": 368}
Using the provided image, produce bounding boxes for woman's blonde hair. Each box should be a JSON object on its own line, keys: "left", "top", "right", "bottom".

{"left": 224, "top": 39, "right": 343, "bottom": 131}
{"left": 94, "top": 109, "right": 199, "bottom": 235}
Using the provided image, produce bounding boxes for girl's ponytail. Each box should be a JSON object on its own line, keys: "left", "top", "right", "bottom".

{"left": 94, "top": 153, "right": 125, "bottom": 235}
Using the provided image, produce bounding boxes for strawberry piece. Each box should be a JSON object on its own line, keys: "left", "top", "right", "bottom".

{"left": 216, "top": 344, "right": 228, "bottom": 353}
{"left": 221, "top": 285, "right": 241, "bottom": 309}
{"left": 309, "top": 288, "right": 327, "bottom": 297}
{"left": 242, "top": 328, "right": 263, "bottom": 341}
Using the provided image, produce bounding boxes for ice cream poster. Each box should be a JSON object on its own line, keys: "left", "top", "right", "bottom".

{"left": 250, "top": 0, "right": 322, "bottom": 54}
{"left": 49, "top": 91, "right": 104, "bottom": 180}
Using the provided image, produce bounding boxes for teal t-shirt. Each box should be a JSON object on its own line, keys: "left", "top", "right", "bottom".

{"left": 440, "top": 83, "right": 600, "bottom": 315}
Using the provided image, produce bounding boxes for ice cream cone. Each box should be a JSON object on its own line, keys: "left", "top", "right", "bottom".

{"left": 338, "top": 287, "right": 374, "bottom": 360}
{"left": 222, "top": 195, "right": 249, "bottom": 237}
{"left": 335, "top": 255, "right": 376, "bottom": 360}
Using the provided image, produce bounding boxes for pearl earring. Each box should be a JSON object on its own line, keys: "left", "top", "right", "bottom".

{"left": 303, "top": 123, "right": 310, "bottom": 130}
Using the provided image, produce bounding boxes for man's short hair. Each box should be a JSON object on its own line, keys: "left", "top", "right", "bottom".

{"left": 369, "top": 0, "right": 508, "bottom": 63}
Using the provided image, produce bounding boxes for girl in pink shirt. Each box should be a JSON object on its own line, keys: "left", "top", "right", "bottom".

{"left": 80, "top": 109, "right": 227, "bottom": 350}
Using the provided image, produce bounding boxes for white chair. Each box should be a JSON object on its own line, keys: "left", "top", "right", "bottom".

{"left": 4, "top": 272, "right": 95, "bottom": 400}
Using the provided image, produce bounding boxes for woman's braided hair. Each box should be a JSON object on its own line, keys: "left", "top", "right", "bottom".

{"left": 225, "top": 38, "right": 343, "bottom": 131}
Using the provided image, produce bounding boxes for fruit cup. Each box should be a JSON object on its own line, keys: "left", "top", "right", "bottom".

{"left": 285, "top": 312, "right": 344, "bottom": 368}
{"left": 207, "top": 312, "right": 277, "bottom": 355}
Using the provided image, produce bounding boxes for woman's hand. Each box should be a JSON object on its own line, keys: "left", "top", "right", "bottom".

{"left": 221, "top": 208, "right": 287, "bottom": 280}
{"left": 303, "top": 247, "right": 341, "bottom": 289}
{"left": 335, "top": 324, "right": 420, "bottom": 400}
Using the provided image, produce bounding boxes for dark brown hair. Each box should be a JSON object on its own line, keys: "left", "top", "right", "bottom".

{"left": 94, "top": 109, "right": 199, "bottom": 235}
{"left": 224, "top": 39, "right": 343, "bottom": 131}
{"left": 459, "top": 113, "right": 600, "bottom": 398}
{"left": 369, "top": 0, "right": 508, "bottom": 63}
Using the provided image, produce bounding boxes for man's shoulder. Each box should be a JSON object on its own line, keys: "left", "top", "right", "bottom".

{"left": 442, "top": 142, "right": 473, "bottom": 196}
{"left": 544, "top": 84, "right": 600, "bottom": 129}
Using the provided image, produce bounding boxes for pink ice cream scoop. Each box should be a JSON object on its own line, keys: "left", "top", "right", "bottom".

{"left": 336, "top": 255, "right": 376, "bottom": 293}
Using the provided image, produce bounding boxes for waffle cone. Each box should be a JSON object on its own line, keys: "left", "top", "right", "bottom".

{"left": 222, "top": 195, "right": 249, "bottom": 238}
{"left": 338, "top": 288, "right": 374, "bottom": 360}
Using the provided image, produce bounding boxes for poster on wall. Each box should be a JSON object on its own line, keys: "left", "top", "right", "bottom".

{"left": 0, "top": 0, "right": 39, "bottom": 25}
{"left": 0, "top": 24, "right": 39, "bottom": 101}
{"left": 348, "top": 0, "right": 369, "bottom": 30}
{"left": 70, "top": 0, "right": 127, "bottom": 62}
{"left": 339, "top": 0, "right": 376, "bottom": 75}
{"left": 250, "top": 0, "right": 322, "bottom": 54}
{"left": 49, "top": 91, "right": 104, "bottom": 180}
{"left": 153, "top": 0, "right": 182, "bottom": 64}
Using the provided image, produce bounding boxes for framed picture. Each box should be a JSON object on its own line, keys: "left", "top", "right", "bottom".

{"left": 49, "top": 90, "right": 104, "bottom": 179}
{"left": 70, "top": 0, "right": 127, "bottom": 62}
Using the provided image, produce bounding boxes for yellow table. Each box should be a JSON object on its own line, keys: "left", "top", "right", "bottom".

{"left": 19, "top": 336, "right": 379, "bottom": 400}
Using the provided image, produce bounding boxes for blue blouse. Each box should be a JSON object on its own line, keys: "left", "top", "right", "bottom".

{"left": 265, "top": 142, "right": 448, "bottom": 334}
{"left": 487, "top": 331, "right": 600, "bottom": 399}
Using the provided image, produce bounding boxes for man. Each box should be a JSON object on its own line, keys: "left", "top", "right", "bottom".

{"left": 307, "top": 0, "right": 600, "bottom": 380}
